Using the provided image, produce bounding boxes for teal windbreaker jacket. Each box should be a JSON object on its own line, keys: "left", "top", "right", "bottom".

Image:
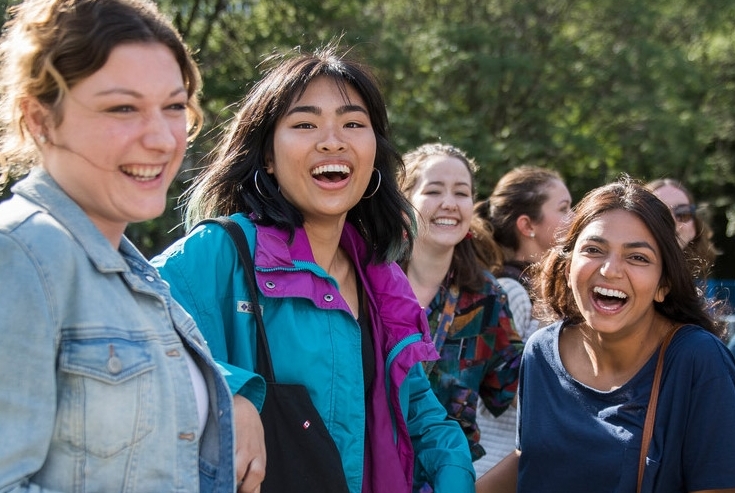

{"left": 152, "top": 213, "right": 475, "bottom": 493}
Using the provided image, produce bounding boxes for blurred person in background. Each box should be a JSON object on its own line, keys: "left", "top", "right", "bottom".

{"left": 471, "top": 166, "right": 571, "bottom": 474}
{"left": 399, "top": 143, "right": 523, "bottom": 480}
{"left": 647, "top": 178, "right": 719, "bottom": 284}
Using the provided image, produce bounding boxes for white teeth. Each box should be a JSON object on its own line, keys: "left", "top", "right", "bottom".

{"left": 121, "top": 165, "right": 164, "bottom": 180}
{"left": 593, "top": 286, "right": 627, "bottom": 299}
{"left": 433, "top": 218, "right": 458, "bottom": 226}
{"left": 311, "top": 164, "right": 350, "bottom": 175}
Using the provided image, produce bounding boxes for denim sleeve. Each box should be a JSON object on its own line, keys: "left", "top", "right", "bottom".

{"left": 0, "top": 234, "right": 66, "bottom": 493}
{"left": 152, "top": 236, "right": 265, "bottom": 411}
{"left": 407, "top": 363, "right": 476, "bottom": 493}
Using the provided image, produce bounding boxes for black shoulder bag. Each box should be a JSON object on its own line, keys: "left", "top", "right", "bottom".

{"left": 200, "top": 217, "right": 349, "bottom": 493}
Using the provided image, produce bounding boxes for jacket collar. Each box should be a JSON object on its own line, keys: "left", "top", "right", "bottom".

{"left": 12, "top": 167, "right": 135, "bottom": 273}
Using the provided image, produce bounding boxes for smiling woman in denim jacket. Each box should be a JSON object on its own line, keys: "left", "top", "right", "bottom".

{"left": 152, "top": 45, "right": 475, "bottom": 493}
{"left": 0, "top": 1, "right": 265, "bottom": 491}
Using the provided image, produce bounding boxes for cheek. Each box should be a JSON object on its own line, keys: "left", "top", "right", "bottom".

{"left": 683, "top": 223, "right": 696, "bottom": 240}
{"left": 459, "top": 198, "right": 474, "bottom": 217}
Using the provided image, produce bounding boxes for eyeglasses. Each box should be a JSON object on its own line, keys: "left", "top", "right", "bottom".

{"left": 671, "top": 204, "right": 697, "bottom": 223}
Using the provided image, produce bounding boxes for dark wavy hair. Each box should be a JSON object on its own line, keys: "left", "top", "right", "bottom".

{"left": 184, "top": 43, "right": 413, "bottom": 263}
{"left": 533, "top": 175, "right": 724, "bottom": 339}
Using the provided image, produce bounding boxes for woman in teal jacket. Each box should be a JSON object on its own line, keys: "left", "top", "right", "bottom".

{"left": 153, "top": 44, "right": 474, "bottom": 493}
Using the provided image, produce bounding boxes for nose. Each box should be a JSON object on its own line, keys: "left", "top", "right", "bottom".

{"left": 142, "top": 111, "right": 179, "bottom": 153}
{"left": 317, "top": 125, "right": 346, "bottom": 152}
{"left": 599, "top": 257, "right": 622, "bottom": 278}
{"left": 441, "top": 194, "right": 458, "bottom": 211}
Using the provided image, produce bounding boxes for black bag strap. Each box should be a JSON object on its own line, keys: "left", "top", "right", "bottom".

{"left": 196, "top": 217, "right": 276, "bottom": 382}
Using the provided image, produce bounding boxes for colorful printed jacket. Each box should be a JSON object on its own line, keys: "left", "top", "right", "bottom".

{"left": 152, "top": 213, "right": 475, "bottom": 493}
{"left": 424, "top": 273, "right": 523, "bottom": 461}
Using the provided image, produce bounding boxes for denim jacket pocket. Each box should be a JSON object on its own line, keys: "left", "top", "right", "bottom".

{"left": 56, "top": 336, "right": 157, "bottom": 458}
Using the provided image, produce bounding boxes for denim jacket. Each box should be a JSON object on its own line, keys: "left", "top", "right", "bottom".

{"left": 153, "top": 214, "right": 476, "bottom": 493}
{"left": 0, "top": 168, "right": 264, "bottom": 493}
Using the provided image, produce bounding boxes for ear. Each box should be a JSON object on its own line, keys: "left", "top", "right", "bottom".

{"left": 654, "top": 283, "right": 670, "bottom": 303}
{"left": 516, "top": 214, "right": 536, "bottom": 239}
{"left": 264, "top": 153, "right": 274, "bottom": 174}
{"left": 21, "top": 97, "right": 52, "bottom": 141}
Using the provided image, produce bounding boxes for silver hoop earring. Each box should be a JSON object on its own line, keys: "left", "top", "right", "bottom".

{"left": 362, "top": 169, "right": 382, "bottom": 199}
{"left": 253, "top": 169, "right": 273, "bottom": 199}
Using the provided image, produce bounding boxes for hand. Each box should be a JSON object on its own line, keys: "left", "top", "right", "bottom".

{"left": 232, "top": 394, "right": 266, "bottom": 493}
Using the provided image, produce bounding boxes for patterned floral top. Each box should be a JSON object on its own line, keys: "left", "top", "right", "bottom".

{"left": 424, "top": 270, "right": 523, "bottom": 462}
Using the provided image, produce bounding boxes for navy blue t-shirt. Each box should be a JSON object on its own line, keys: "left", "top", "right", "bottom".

{"left": 517, "top": 322, "right": 735, "bottom": 493}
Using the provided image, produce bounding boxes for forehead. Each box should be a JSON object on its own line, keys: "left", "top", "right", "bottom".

{"left": 544, "top": 179, "right": 571, "bottom": 203}
{"left": 416, "top": 155, "right": 472, "bottom": 185}
{"left": 289, "top": 76, "right": 365, "bottom": 107}
{"left": 67, "top": 43, "right": 184, "bottom": 101}
{"left": 578, "top": 209, "right": 658, "bottom": 249}
{"left": 652, "top": 184, "right": 689, "bottom": 207}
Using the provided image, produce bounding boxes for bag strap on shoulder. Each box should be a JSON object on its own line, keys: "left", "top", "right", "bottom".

{"left": 636, "top": 324, "right": 681, "bottom": 493}
{"left": 196, "top": 217, "right": 276, "bottom": 382}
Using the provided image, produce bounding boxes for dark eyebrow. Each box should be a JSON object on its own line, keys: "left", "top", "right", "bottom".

{"left": 583, "top": 235, "right": 656, "bottom": 252}
{"left": 286, "top": 104, "right": 368, "bottom": 117}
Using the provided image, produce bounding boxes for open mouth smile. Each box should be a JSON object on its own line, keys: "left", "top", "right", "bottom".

{"left": 311, "top": 164, "right": 351, "bottom": 183}
{"left": 591, "top": 286, "right": 628, "bottom": 311}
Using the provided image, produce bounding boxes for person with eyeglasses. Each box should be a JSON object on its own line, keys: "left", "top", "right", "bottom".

{"left": 646, "top": 178, "right": 719, "bottom": 283}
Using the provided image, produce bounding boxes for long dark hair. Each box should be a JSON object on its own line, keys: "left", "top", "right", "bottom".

{"left": 184, "top": 43, "right": 413, "bottom": 263}
{"left": 534, "top": 176, "right": 724, "bottom": 338}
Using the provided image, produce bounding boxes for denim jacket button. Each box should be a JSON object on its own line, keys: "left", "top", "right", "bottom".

{"left": 178, "top": 432, "right": 196, "bottom": 441}
{"left": 145, "top": 275, "right": 155, "bottom": 282}
{"left": 107, "top": 356, "right": 122, "bottom": 374}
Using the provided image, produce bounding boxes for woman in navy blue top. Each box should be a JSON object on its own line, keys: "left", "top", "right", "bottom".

{"left": 476, "top": 177, "right": 735, "bottom": 493}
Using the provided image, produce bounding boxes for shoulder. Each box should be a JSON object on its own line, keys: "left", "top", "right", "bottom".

{"left": 0, "top": 196, "right": 86, "bottom": 278}
{"left": 667, "top": 324, "right": 735, "bottom": 373}
{"left": 497, "top": 277, "right": 531, "bottom": 303}
{"left": 524, "top": 321, "right": 562, "bottom": 355}
{"left": 478, "top": 269, "right": 508, "bottom": 298}
{"left": 151, "top": 215, "right": 256, "bottom": 292}
{"left": 153, "top": 214, "right": 254, "bottom": 266}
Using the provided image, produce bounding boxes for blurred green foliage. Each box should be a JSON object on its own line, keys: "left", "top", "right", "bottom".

{"left": 2, "top": 0, "right": 734, "bottom": 277}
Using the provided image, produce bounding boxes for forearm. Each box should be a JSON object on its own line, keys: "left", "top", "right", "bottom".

{"left": 475, "top": 449, "right": 519, "bottom": 493}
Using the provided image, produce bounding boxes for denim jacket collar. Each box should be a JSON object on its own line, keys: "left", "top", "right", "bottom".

{"left": 12, "top": 167, "right": 132, "bottom": 273}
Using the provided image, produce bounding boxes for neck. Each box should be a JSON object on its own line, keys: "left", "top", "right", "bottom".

{"left": 406, "top": 241, "right": 453, "bottom": 307}
{"left": 303, "top": 219, "right": 345, "bottom": 271}
{"left": 563, "top": 313, "right": 673, "bottom": 391}
{"left": 304, "top": 219, "right": 360, "bottom": 317}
